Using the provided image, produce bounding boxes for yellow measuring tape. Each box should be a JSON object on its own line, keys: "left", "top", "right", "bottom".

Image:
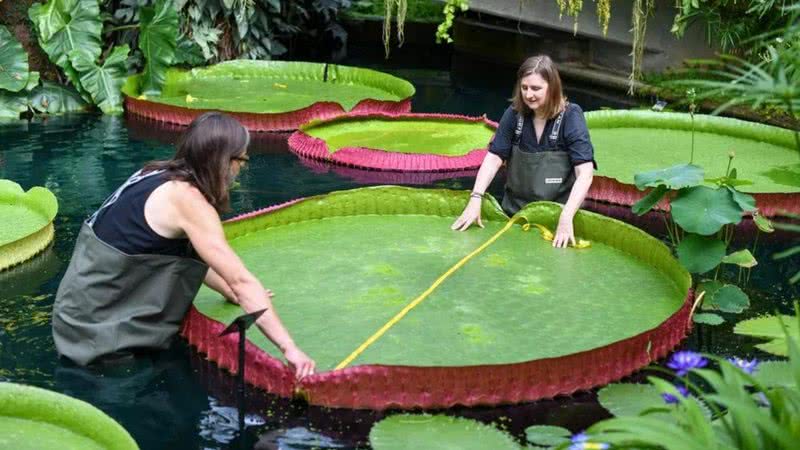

{"left": 333, "top": 217, "right": 590, "bottom": 370}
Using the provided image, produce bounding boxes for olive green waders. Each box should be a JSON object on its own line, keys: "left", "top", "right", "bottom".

{"left": 501, "top": 110, "right": 576, "bottom": 215}
{"left": 52, "top": 170, "right": 208, "bottom": 366}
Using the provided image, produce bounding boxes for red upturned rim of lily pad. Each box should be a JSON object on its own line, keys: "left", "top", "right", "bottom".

{"left": 287, "top": 112, "right": 497, "bottom": 172}
{"left": 180, "top": 194, "right": 694, "bottom": 411}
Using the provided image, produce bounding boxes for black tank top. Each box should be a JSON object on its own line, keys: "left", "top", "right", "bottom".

{"left": 93, "top": 172, "right": 192, "bottom": 257}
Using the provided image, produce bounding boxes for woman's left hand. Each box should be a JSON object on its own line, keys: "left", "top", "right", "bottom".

{"left": 553, "top": 213, "right": 576, "bottom": 248}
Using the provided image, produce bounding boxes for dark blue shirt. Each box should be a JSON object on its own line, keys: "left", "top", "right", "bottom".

{"left": 489, "top": 103, "right": 596, "bottom": 168}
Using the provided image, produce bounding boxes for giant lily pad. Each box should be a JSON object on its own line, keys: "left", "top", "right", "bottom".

{"left": 122, "top": 60, "right": 415, "bottom": 131}
{"left": 0, "top": 382, "right": 138, "bottom": 450}
{"left": 586, "top": 110, "right": 800, "bottom": 217}
{"left": 289, "top": 113, "right": 496, "bottom": 171}
{"left": 185, "top": 186, "right": 692, "bottom": 409}
{"left": 0, "top": 180, "right": 58, "bottom": 271}
{"left": 369, "top": 415, "right": 519, "bottom": 450}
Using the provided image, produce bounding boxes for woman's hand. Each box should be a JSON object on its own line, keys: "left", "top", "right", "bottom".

{"left": 284, "top": 345, "right": 316, "bottom": 379}
{"left": 451, "top": 197, "right": 484, "bottom": 231}
{"left": 553, "top": 212, "right": 576, "bottom": 248}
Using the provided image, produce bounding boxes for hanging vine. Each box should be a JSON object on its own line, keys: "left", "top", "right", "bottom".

{"left": 383, "top": 0, "right": 408, "bottom": 58}
{"left": 629, "top": 0, "right": 655, "bottom": 94}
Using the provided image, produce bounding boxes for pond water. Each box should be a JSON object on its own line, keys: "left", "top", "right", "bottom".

{"left": 0, "top": 54, "right": 797, "bottom": 450}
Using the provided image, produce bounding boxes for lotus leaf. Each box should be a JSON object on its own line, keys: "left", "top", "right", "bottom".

{"left": 693, "top": 313, "right": 724, "bottom": 325}
{"left": 634, "top": 164, "right": 704, "bottom": 190}
{"left": 369, "top": 415, "right": 519, "bottom": 450}
{"left": 721, "top": 249, "right": 757, "bottom": 268}
{"left": 676, "top": 234, "right": 726, "bottom": 274}
{"left": 0, "top": 382, "right": 138, "bottom": 450}
{"left": 0, "top": 26, "right": 29, "bottom": 93}
{"left": 671, "top": 186, "right": 743, "bottom": 235}
{"left": 704, "top": 284, "right": 749, "bottom": 314}
{"left": 525, "top": 425, "right": 571, "bottom": 446}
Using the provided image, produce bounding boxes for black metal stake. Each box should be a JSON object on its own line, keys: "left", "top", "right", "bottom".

{"left": 220, "top": 308, "right": 268, "bottom": 441}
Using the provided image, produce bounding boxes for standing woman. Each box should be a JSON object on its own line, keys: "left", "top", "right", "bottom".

{"left": 53, "top": 112, "right": 315, "bottom": 378}
{"left": 452, "top": 55, "right": 596, "bottom": 247}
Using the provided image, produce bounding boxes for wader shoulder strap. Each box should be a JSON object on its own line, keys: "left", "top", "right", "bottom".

{"left": 513, "top": 114, "right": 524, "bottom": 145}
{"left": 548, "top": 109, "right": 566, "bottom": 143}
{"left": 87, "top": 169, "right": 166, "bottom": 227}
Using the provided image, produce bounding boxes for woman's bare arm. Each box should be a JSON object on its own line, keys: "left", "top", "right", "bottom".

{"left": 553, "top": 162, "right": 594, "bottom": 248}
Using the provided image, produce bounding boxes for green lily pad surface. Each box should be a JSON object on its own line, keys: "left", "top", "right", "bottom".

{"left": 369, "top": 414, "right": 519, "bottom": 450}
{"left": 0, "top": 180, "right": 58, "bottom": 270}
{"left": 301, "top": 116, "right": 495, "bottom": 155}
{"left": 0, "top": 382, "right": 138, "bottom": 450}
{"left": 193, "top": 187, "right": 688, "bottom": 371}
{"left": 587, "top": 110, "right": 800, "bottom": 194}
{"left": 122, "top": 60, "right": 415, "bottom": 113}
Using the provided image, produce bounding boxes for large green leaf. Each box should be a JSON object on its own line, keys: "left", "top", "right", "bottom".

{"left": 0, "top": 179, "right": 59, "bottom": 269}
{"left": 0, "top": 90, "right": 30, "bottom": 119}
{"left": 369, "top": 415, "right": 519, "bottom": 450}
{"left": 734, "top": 314, "right": 799, "bottom": 356}
{"left": 632, "top": 185, "right": 669, "bottom": 216}
{"left": 634, "top": 164, "right": 705, "bottom": 190}
{"left": 69, "top": 46, "right": 129, "bottom": 114}
{"left": 704, "top": 284, "right": 749, "bottom": 313}
{"left": 0, "top": 382, "right": 138, "bottom": 450}
{"left": 676, "top": 234, "right": 726, "bottom": 274}
{"left": 0, "top": 26, "right": 30, "bottom": 92}
{"left": 525, "top": 425, "right": 571, "bottom": 447}
{"left": 138, "top": 0, "right": 178, "bottom": 95}
{"left": 726, "top": 186, "right": 756, "bottom": 212}
{"left": 28, "top": 0, "right": 102, "bottom": 99}
{"left": 671, "top": 186, "right": 743, "bottom": 235}
{"left": 28, "top": 81, "right": 89, "bottom": 114}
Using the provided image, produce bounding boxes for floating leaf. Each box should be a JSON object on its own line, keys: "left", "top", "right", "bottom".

{"left": 632, "top": 185, "right": 668, "bottom": 216}
{"left": 525, "top": 425, "right": 571, "bottom": 447}
{"left": 69, "top": 45, "right": 129, "bottom": 114}
{"left": 671, "top": 186, "right": 743, "bottom": 235}
{"left": 634, "top": 164, "right": 704, "bottom": 190}
{"left": 721, "top": 249, "right": 757, "bottom": 268}
{"left": 704, "top": 284, "right": 749, "bottom": 313}
{"left": 752, "top": 361, "right": 796, "bottom": 388}
{"left": 734, "top": 314, "right": 799, "bottom": 357}
{"left": 369, "top": 415, "right": 519, "bottom": 450}
{"left": 698, "top": 280, "right": 723, "bottom": 310}
{"left": 598, "top": 383, "right": 671, "bottom": 418}
{"left": 0, "top": 25, "right": 30, "bottom": 92}
{"left": 694, "top": 313, "right": 724, "bottom": 325}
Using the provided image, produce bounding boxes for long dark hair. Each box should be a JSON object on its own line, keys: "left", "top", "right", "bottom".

{"left": 144, "top": 112, "right": 250, "bottom": 213}
{"left": 510, "top": 55, "right": 566, "bottom": 119}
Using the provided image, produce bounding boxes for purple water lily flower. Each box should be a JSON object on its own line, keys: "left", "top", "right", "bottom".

{"left": 728, "top": 357, "right": 760, "bottom": 374}
{"left": 667, "top": 351, "right": 708, "bottom": 376}
{"left": 662, "top": 384, "right": 690, "bottom": 404}
{"left": 569, "top": 432, "right": 609, "bottom": 450}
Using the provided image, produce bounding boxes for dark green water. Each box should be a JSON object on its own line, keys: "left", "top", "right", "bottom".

{"left": 0, "top": 59, "right": 797, "bottom": 450}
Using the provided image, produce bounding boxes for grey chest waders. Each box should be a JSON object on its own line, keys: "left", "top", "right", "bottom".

{"left": 501, "top": 110, "right": 576, "bottom": 215}
{"left": 52, "top": 170, "right": 208, "bottom": 366}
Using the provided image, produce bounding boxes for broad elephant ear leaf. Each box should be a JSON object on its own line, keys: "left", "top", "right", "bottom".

{"left": 69, "top": 46, "right": 130, "bottom": 114}
{"left": 28, "top": 80, "right": 89, "bottom": 114}
{"left": 0, "top": 25, "right": 30, "bottom": 92}
{"left": 28, "top": 0, "right": 102, "bottom": 101}
{"left": 139, "top": 0, "right": 178, "bottom": 95}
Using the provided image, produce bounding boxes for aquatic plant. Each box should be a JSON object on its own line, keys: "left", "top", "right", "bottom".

{"left": 667, "top": 351, "right": 708, "bottom": 376}
{"left": 590, "top": 307, "right": 800, "bottom": 450}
